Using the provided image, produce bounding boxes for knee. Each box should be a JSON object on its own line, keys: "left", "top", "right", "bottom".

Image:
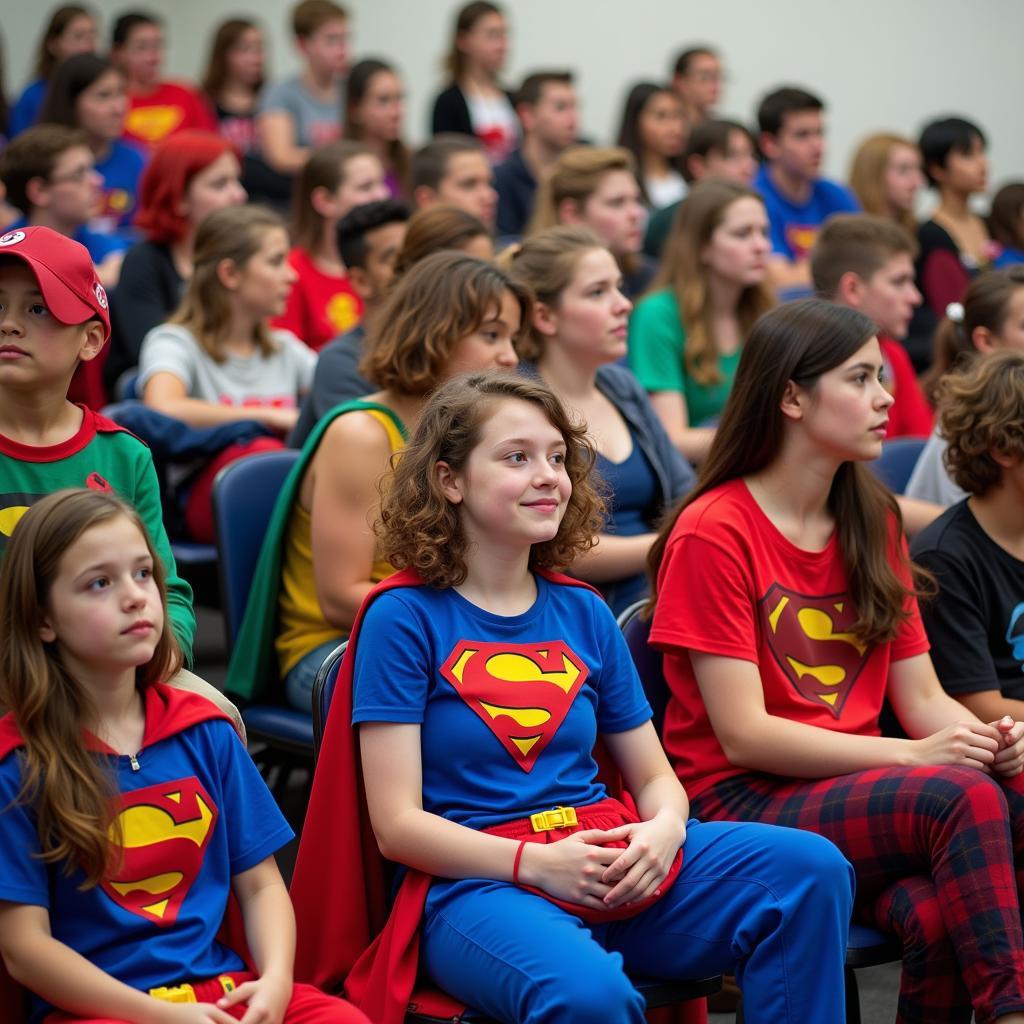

{"left": 771, "top": 828, "right": 855, "bottom": 911}
{"left": 531, "top": 966, "right": 643, "bottom": 1024}
{"left": 918, "top": 768, "right": 1009, "bottom": 824}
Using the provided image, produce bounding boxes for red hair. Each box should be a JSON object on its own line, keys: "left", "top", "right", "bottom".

{"left": 134, "top": 131, "right": 240, "bottom": 245}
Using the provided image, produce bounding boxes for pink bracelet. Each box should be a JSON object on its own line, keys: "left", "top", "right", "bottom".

{"left": 512, "top": 840, "right": 527, "bottom": 885}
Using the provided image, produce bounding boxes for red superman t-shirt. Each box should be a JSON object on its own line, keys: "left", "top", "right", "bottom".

{"left": 650, "top": 479, "right": 930, "bottom": 799}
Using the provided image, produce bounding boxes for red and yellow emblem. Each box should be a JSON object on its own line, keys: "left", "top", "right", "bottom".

{"left": 760, "top": 584, "right": 871, "bottom": 719}
{"left": 102, "top": 777, "right": 217, "bottom": 926}
{"left": 440, "top": 640, "right": 589, "bottom": 772}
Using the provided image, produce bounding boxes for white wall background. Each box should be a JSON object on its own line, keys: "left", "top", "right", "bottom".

{"left": 4, "top": 0, "right": 1022, "bottom": 197}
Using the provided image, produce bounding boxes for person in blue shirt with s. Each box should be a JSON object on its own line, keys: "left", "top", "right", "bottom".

{"left": 754, "top": 86, "right": 859, "bottom": 298}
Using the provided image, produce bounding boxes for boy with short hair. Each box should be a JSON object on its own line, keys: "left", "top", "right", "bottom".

{"left": 258, "top": 0, "right": 349, "bottom": 176}
{"left": 110, "top": 11, "right": 216, "bottom": 150}
{"left": 0, "top": 125, "right": 128, "bottom": 285}
{"left": 0, "top": 225, "right": 195, "bottom": 660}
{"left": 494, "top": 71, "right": 578, "bottom": 238}
{"left": 811, "top": 213, "right": 932, "bottom": 437}
{"left": 755, "top": 86, "right": 859, "bottom": 294}
{"left": 410, "top": 134, "right": 497, "bottom": 230}
{"left": 291, "top": 198, "right": 410, "bottom": 446}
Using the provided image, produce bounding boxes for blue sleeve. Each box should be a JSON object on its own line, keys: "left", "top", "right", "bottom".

{"left": 589, "top": 596, "right": 652, "bottom": 733}
{"left": 10, "top": 81, "right": 45, "bottom": 136}
{"left": 352, "top": 592, "right": 431, "bottom": 725}
{"left": 211, "top": 722, "right": 294, "bottom": 874}
{"left": 0, "top": 754, "right": 49, "bottom": 908}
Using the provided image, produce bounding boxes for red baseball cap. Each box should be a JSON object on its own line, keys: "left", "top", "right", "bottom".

{"left": 0, "top": 226, "right": 111, "bottom": 341}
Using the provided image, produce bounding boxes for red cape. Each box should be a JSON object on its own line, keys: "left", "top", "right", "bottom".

{"left": 0, "top": 684, "right": 242, "bottom": 1022}
{"left": 289, "top": 568, "right": 706, "bottom": 1024}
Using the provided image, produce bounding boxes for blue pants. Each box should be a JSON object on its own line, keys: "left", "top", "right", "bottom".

{"left": 421, "top": 819, "right": 854, "bottom": 1024}
{"left": 285, "top": 637, "right": 343, "bottom": 712}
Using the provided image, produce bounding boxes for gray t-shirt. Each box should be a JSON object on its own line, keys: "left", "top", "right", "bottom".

{"left": 138, "top": 323, "right": 317, "bottom": 409}
{"left": 904, "top": 426, "right": 967, "bottom": 507}
{"left": 258, "top": 76, "right": 342, "bottom": 149}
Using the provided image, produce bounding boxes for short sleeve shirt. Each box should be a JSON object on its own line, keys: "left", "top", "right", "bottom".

{"left": 258, "top": 76, "right": 342, "bottom": 149}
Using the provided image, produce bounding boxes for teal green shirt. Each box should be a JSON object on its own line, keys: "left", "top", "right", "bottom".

{"left": 628, "top": 288, "right": 740, "bottom": 427}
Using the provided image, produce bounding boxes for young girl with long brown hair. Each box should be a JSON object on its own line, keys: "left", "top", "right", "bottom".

{"left": 649, "top": 298, "right": 1024, "bottom": 1024}
{"left": 343, "top": 59, "right": 409, "bottom": 199}
{"left": 0, "top": 488, "right": 364, "bottom": 1024}
{"left": 291, "top": 372, "right": 853, "bottom": 1024}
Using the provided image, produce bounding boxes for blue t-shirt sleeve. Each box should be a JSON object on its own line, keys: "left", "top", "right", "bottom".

{"left": 210, "top": 722, "right": 294, "bottom": 874}
{"left": 352, "top": 592, "right": 431, "bottom": 725}
{"left": 588, "top": 596, "right": 652, "bottom": 733}
{"left": 0, "top": 753, "right": 49, "bottom": 908}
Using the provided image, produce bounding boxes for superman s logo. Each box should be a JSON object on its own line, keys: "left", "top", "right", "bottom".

{"left": 440, "top": 641, "right": 589, "bottom": 772}
{"left": 101, "top": 778, "right": 217, "bottom": 927}
{"left": 760, "top": 584, "right": 872, "bottom": 719}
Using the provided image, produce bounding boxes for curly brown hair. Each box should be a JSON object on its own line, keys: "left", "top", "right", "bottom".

{"left": 939, "top": 349, "right": 1024, "bottom": 496}
{"left": 378, "top": 373, "right": 605, "bottom": 587}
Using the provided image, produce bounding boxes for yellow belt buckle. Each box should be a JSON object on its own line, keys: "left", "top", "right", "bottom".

{"left": 149, "top": 983, "right": 197, "bottom": 1003}
{"left": 530, "top": 806, "right": 578, "bottom": 832}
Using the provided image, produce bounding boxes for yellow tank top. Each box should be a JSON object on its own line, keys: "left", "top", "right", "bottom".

{"left": 275, "top": 408, "right": 405, "bottom": 677}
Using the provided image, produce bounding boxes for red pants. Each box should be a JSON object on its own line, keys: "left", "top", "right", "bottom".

{"left": 45, "top": 971, "right": 369, "bottom": 1023}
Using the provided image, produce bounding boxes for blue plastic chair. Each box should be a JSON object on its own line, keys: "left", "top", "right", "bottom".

{"left": 212, "top": 449, "right": 313, "bottom": 772}
{"left": 309, "top": 642, "right": 722, "bottom": 1022}
{"left": 869, "top": 436, "right": 928, "bottom": 494}
{"left": 617, "top": 600, "right": 901, "bottom": 1024}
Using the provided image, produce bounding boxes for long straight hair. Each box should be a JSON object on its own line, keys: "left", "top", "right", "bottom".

{"left": 0, "top": 489, "right": 182, "bottom": 886}
{"left": 292, "top": 140, "right": 377, "bottom": 252}
{"left": 201, "top": 17, "right": 263, "bottom": 101}
{"left": 344, "top": 58, "right": 409, "bottom": 197}
{"left": 649, "top": 300, "right": 918, "bottom": 646}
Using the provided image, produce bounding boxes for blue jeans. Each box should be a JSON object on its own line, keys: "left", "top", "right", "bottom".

{"left": 284, "top": 637, "right": 344, "bottom": 713}
{"left": 421, "top": 819, "right": 854, "bottom": 1024}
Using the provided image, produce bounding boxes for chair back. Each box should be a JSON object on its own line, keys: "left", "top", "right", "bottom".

{"left": 618, "top": 599, "right": 670, "bottom": 737}
{"left": 212, "top": 448, "right": 301, "bottom": 644}
{"left": 869, "top": 437, "right": 927, "bottom": 494}
{"left": 311, "top": 641, "right": 348, "bottom": 761}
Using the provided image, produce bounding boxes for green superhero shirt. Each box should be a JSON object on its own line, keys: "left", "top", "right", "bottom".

{"left": 0, "top": 405, "right": 196, "bottom": 662}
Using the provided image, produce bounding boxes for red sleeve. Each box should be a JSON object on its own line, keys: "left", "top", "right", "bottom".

{"left": 891, "top": 533, "right": 931, "bottom": 662}
{"left": 182, "top": 83, "right": 217, "bottom": 132}
{"left": 650, "top": 532, "right": 760, "bottom": 663}
{"left": 884, "top": 341, "right": 933, "bottom": 437}
{"left": 921, "top": 249, "right": 970, "bottom": 319}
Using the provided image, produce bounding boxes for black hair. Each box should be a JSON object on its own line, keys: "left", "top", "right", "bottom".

{"left": 336, "top": 198, "right": 411, "bottom": 268}
{"left": 672, "top": 46, "right": 716, "bottom": 77}
{"left": 918, "top": 116, "right": 987, "bottom": 188}
{"left": 682, "top": 117, "right": 754, "bottom": 183}
{"left": 38, "top": 53, "right": 117, "bottom": 127}
{"left": 111, "top": 11, "right": 160, "bottom": 49}
{"left": 757, "top": 86, "right": 823, "bottom": 136}
{"left": 410, "top": 133, "right": 484, "bottom": 192}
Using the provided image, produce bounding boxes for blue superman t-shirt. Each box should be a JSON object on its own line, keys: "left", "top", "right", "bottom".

{"left": 352, "top": 576, "right": 652, "bottom": 831}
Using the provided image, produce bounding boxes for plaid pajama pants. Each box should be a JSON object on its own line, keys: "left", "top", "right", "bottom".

{"left": 690, "top": 766, "right": 1024, "bottom": 1024}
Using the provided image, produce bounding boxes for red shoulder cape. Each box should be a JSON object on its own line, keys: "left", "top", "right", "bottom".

{"left": 289, "top": 569, "right": 705, "bottom": 1024}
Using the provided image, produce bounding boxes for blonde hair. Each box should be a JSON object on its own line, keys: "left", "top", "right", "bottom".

{"left": 169, "top": 205, "right": 284, "bottom": 363}
{"left": 653, "top": 178, "right": 775, "bottom": 387}
{"left": 849, "top": 134, "right": 919, "bottom": 236}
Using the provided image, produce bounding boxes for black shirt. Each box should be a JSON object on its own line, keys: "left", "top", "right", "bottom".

{"left": 912, "top": 500, "right": 1024, "bottom": 699}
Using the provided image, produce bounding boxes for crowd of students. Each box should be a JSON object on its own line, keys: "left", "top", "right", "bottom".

{"left": 1, "top": 1, "right": 1024, "bottom": 1023}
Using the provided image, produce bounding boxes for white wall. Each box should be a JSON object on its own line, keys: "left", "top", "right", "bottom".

{"left": 5, "top": 0, "right": 1022, "bottom": 194}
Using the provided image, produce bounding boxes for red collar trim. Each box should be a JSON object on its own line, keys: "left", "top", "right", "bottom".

{"left": 0, "top": 405, "right": 129, "bottom": 463}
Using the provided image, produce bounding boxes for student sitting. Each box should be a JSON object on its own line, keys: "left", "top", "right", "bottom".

{"left": 753, "top": 86, "right": 859, "bottom": 296}
{"left": 226, "top": 252, "right": 527, "bottom": 713}
{"left": 848, "top": 133, "right": 924, "bottom": 239}
{"left": 528, "top": 146, "right": 652, "bottom": 300}
{"left": 990, "top": 183, "right": 1024, "bottom": 268}
{"left": 344, "top": 58, "right": 410, "bottom": 199}
{"left": 431, "top": 1, "right": 518, "bottom": 165}
{"left": 410, "top": 133, "right": 498, "bottom": 232}
{"left": 258, "top": 0, "right": 349, "bottom": 177}
{"left": 912, "top": 351, "right": 1024, "bottom": 726}
{"left": 105, "top": 131, "right": 246, "bottom": 394}
{"left": 110, "top": 10, "right": 216, "bottom": 151}
{"left": 629, "top": 178, "right": 774, "bottom": 462}
{"left": 616, "top": 82, "right": 687, "bottom": 211}
{"left": 670, "top": 45, "right": 723, "bottom": 128}
{"left": 139, "top": 205, "right": 315, "bottom": 542}
{"left": 494, "top": 70, "right": 578, "bottom": 239}
{"left": 272, "top": 141, "right": 389, "bottom": 352}
{"left": 810, "top": 214, "right": 933, "bottom": 438}
{"left": 508, "top": 226, "right": 696, "bottom": 615}
{"left": 8, "top": 4, "right": 97, "bottom": 137}
{"left": 907, "top": 267, "right": 1024, "bottom": 506}
{"left": 38, "top": 54, "right": 146, "bottom": 244}
{"left": 0, "top": 125, "right": 129, "bottom": 287}
{"left": 0, "top": 488, "right": 365, "bottom": 1024}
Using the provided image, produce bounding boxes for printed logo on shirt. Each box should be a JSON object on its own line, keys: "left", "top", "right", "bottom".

{"left": 125, "top": 105, "right": 185, "bottom": 144}
{"left": 326, "top": 291, "right": 360, "bottom": 333}
{"left": 0, "top": 492, "right": 37, "bottom": 550}
{"left": 440, "top": 640, "right": 589, "bottom": 772}
{"left": 784, "top": 224, "right": 820, "bottom": 262}
{"left": 102, "top": 777, "right": 218, "bottom": 927}
{"left": 86, "top": 472, "right": 112, "bottom": 492}
{"left": 1007, "top": 603, "right": 1024, "bottom": 668}
{"left": 760, "top": 583, "right": 871, "bottom": 718}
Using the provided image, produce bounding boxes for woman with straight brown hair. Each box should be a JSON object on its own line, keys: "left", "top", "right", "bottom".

{"left": 849, "top": 133, "right": 925, "bottom": 237}
{"left": 344, "top": 58, "right": 409, "bottom": 198}
{"left": 649, "top": 297, "right": 1024, "bottom": 1024}
{"left": 226, "top": 251, "right": 529, "bottom": 712}
{"left": 629, "top": 177, "right": 774, "bottom": 462}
